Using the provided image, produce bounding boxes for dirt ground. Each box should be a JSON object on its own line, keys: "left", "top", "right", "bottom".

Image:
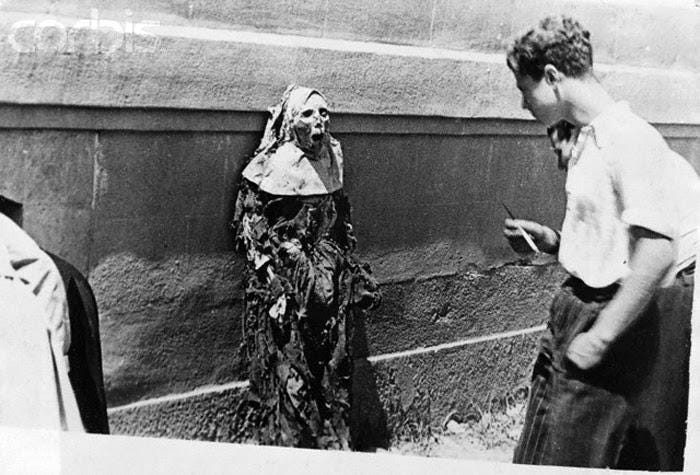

{"left": 387, "top": 399, "right": 526, "bottom": 463}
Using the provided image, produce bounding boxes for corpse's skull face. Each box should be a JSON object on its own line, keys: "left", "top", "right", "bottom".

{"left": 547, "top": 121, "right": 577, "bottom": 170}
{"left": 291, "top": 93, "right": 330, "bottom": 153}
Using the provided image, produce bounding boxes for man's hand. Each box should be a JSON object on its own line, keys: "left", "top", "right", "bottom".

{"left": 566, "top": 331, "right": 609, "bottom": 370}
{"left": 503, "top": 219, "right": 560, "bottom": 255}
{"left": 567, "top": 227, "right": 673, "bottom": 371}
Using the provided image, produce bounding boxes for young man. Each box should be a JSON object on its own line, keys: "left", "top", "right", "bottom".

{"left": 503, "top": 16, "right": 698, "bottom": 469}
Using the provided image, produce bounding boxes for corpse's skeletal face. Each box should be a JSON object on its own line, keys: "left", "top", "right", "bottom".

{"left": 547, "top": 121, "right": 577, "bottom": 170}
{"left": 291, "top": 93, "right": 330, "bottom": 153}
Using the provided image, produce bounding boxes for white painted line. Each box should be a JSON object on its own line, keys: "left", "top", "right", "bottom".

{"left": 142, "top": 24, "right": 697, "bottom": 79}
{"left": 108, "top": 324, "right": 548, "bottom": 414}
{"left": 107, "top": 380, "right": 250, "bottom": 414}
{"left": 367, "top": 324, "right": 548, "bottom": 363}
{"left": 148, "top": 24, "right": 504, "bottom": 64}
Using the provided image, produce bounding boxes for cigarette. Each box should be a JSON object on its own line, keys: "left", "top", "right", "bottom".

{"left": 517, "top": 224, "right": 541, "bottom": 253}
{"left": 501, "top": 201, "right": 541, "bottom": 253}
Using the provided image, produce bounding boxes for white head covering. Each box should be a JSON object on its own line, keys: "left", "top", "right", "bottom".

{"left": 241, "top": 85, "right": 343, "bottom": 196}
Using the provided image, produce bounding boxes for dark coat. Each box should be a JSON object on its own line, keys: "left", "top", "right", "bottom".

{"left": 48, "top": 252, "right": 109, "bottom": 434}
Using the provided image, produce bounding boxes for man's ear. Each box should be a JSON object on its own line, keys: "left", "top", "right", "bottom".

{"left": 543, "top": 64, "right": 561, "bottom": 86}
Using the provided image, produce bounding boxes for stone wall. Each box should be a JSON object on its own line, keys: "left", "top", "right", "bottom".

{"left": 0, "top": 0, "right": 697, "bottom": 446}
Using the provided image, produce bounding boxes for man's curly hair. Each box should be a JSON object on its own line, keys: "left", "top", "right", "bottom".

{"left": 507, "top": 16, "right": 593, "bottom": 81}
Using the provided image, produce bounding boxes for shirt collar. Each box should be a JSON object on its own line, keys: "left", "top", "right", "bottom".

{"left": 579, "top": 101, "right": 630, "bottom": 150}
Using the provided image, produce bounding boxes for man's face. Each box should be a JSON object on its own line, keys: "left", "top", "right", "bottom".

{"left": 515, "top": 73, "right": 560, "bottom": 127}
{"left": 292, "top": 93, "right": 330, "bottom": 153}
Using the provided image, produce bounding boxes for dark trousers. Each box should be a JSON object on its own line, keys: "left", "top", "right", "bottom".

{"left": 513, "top": 270, "right": 693, "bottom": 470}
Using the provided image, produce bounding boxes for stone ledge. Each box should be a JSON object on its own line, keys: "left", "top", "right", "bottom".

{"left": 2, "top": 0, "right": 696, "bottom": 71}
{"left": 0, "top": 20, "right": 695, "bottom": 122}
{"left": 108, "top": 329, "right": 542, "bottom": 448}
{"left": 1, "top": 104, "right": 699, "bottom": 134}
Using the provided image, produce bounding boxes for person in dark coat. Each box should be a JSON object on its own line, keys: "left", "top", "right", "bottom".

{"left": 48, "top": 252, "right": 110, "bottom": 434}
{"left": 0, "top": 195, "right": 108, "bottom": 433}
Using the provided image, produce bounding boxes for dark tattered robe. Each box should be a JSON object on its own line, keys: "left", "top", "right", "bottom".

{"left": 232, "top": 121, "right": 379, "bottom": 448}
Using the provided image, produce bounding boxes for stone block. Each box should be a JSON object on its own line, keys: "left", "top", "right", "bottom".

{"left": 0, "top": 2, "right": 696, "bottom": 121}
{"left": 185, "top": 215, "right": 235, "bottom": 254}
{"left": 108, "top": 384, "right": 249, "bottom": 442}
{"left": 431, "top": 0, "right": 514, "bottom": 51}
{"left": 91, "top": 214, "right": 191, "bottom": 262}
{"left": 183, "top": 0, "right": 328, "bottom": 36}
{"left": 93, "top": 253, "right": 244, "bottom": 405}
{"left": 89, "top": 131, "right": 252, "bottom": 262}
{"left": 22, "top": 203, "right": 92, "bottom": 272}
{"left": 340, "top": 133, "right": 499, "bottom": 251}
{"left": 355, "top": 263, "right": 563, "bottom": 358}
{"left": 324, "top": 0, "right": 432, "bottom": 45}
{"left": 0, "top": 130, "right": 95, "bottom": 208}
{"left": 93, "top": 132, "right": 232, "bottom": 220}
{"left": 610, "top": 5, "right": 698, "bottom": 72}
{"left": 488, "top": 134, "right": 567, "bottom": 226}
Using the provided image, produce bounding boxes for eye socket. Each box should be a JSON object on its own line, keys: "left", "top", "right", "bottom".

{"left": 299, "top": 107, "right": 329, "bottom": 119}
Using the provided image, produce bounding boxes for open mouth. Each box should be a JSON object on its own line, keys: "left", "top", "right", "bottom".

{"left": 310, "top": 131, "right": 323, "bottom": 142}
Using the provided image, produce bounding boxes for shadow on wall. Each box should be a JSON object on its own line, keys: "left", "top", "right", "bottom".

{"left": 351, "top": 310, "right": 390, "bottom": 450}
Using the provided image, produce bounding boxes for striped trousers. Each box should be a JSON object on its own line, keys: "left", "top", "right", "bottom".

{"left": 513, "top": 271, "right": 692, "bottom": 470}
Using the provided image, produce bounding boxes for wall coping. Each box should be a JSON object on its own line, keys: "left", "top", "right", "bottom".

{"left": 0, "top": 16, "right": 697, "bottom": 122}
{"left": 0, "top": 103, "right": 698, "bottom": 136}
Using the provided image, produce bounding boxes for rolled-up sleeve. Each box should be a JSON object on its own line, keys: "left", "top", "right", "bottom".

{"left": 611, "top": 132, "right": 677, "bottom": 240}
